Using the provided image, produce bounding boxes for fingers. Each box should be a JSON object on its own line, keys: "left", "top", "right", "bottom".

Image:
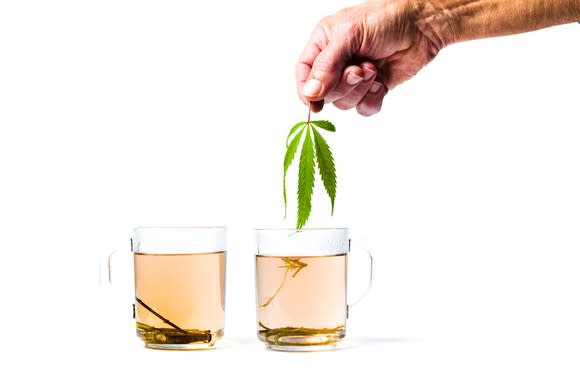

{"left": 296, "top": 26, "right": 354, "bottom": 110}
{"left": 328, "top": 61, "right": 387, "bottom": 117}
{"left": 301, "top": 64, "right": 365, "bottom": 113}
{"left": 295, "top": 39, "right": 328, "bottom": 113}
{"left": 303, "top": 37, "right": 351, "bottom": 101}
{"left": 324, "top": 65, "right": 365, "bottom": 103}
{"left": 295, "top": 20, "right": 387, "bottom": 116}
{"left": 356, "top": 82, "right": 387, "bottom": 116}
{"left": 332, "top": 62, "right": 377, "bottom": 109}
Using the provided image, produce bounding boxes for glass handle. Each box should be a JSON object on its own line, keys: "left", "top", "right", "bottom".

{"left": 347, "top": 241, "right": 374, "bottom": 312}
{"left": 99, "top": 242, "right": 135, "bottom": 319}
{"left": 99, "top": 250, "right": 118, "bottom": 287}
{"left": 99, "top": 238, "right": 133, "bottom": 287}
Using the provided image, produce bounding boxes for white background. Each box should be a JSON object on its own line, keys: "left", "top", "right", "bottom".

{"left": 1, "top": 1, "right": 579, "bottom": 374}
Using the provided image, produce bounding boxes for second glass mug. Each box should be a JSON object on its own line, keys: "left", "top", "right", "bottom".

{"left": 255, "top": 228, "right": 373, "bottom": 351}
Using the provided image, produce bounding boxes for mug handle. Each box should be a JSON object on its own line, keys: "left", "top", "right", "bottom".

{"left": 347, "top": 239, "right": 374, "bottom": 315}
{"left": 98, "top": 240, "right": 135, "bottom": 319}
{"left": 99, "top": 239, "right": 134, "bottom": 287}
{"left": 99, "top": 250, "right": 117, "bottom": 287}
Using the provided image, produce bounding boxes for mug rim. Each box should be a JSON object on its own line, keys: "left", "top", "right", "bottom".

{"left": 134, "top": 226, "right": 227, "bottom": 231}
{"left": 132, "top": 226, "right": 227, "bottom": 254}
{"left": 254, "top": 227, "right": 348, "bottom": 231}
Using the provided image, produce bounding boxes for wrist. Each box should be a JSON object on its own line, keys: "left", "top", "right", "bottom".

{"left": 418, "top": 0, "right": 580, "bottom": 45}
{"left": 414, "top": 0, "right": 457, "bottom": 49}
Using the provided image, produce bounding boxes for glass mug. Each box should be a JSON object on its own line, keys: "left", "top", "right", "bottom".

{"left": 120, "top": 227, "right": 227, "bottom": 350}
{"left": 255, "top": 228, "right": 373, "bottom": 351}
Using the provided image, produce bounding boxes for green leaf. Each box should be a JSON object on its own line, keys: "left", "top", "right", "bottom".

{"left": 310, "top": 120, "right": 336, "bottom": 132}
{"left": 283, "top": 126, "right": 306, "bottom": 218}
{"left": 286, "top": 121, "right": 307, "bottom": 147}
{"left": 312, "top": 126, "right": 336, "bottom": 214}
{"left": 296, "top": 126, "right": 315, "bottom": 229}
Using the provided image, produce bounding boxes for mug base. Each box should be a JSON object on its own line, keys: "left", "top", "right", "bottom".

{"left": 258, "top": 325, "right": 345, "bottom": 352}
{"left": 266, "top": 342, "right": 339, "bottom": 352}
{"left": 144, "top": 342, "right": 217, "bottom": 351}
{"left": 137, "top": 323, "right": 223, "bottom": 350}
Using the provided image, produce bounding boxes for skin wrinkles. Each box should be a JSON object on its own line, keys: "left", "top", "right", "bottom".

{"left": 297, "top": 0, "right": 579, "bottom": 116}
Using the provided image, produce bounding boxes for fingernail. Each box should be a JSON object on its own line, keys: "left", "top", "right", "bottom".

{"left": 346, "top": 72, "right": 363, "bottom": 85}
{"left": 363, "top": 67, "right": 376, "bottom": 81}
{"left": 303, "top": 79, "right": 322, "bottom": 97}
{"left": 370, "top": 82, "right": 382, "bottom": 94}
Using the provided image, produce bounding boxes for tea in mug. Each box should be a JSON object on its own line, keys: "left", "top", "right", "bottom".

{"left": 255, "top": 254, "right": 347, "bottom": 348}
{"left": 134, "top": 251, "right": 226, "bottom": 349}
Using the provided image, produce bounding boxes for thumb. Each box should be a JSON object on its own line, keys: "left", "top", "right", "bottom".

{"left": 302, "top": 37, "right": 352, "bottom": 102}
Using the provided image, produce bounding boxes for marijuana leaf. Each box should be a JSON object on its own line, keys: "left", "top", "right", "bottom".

{"left": 310, "top": 120, "right": 336, "bottom": 132}
{"left": 282, "top": 108, "right": 337, "bottom": 229}
{"left": 283, "top": 126, "right": 306, "bottom": 218}
{"left": 286, "top": 121, "right": 307, "bottom": 147}
{"left": 311, "top": 126, "right": 336, "bottom": 214}
{"left": 297, "top": 126, "right": 315, "bottom": 229}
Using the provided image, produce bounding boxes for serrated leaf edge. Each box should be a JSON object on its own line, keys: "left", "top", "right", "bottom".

{"left": 286, "top": 121, "right": 307, "bottom": 147}
{"left": 296, "top": 125, "right": 315, "bottom": 229}
{"left": 283, "top": 126, "right": 306, "bottom": 218}
{"left": 310, "top": 120, "right": 336, "bottom": 132}
{"left": 312, "top": 126, "right": 336, "bottom": 215}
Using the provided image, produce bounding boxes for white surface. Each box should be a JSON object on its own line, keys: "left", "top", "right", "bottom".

{"left": 0, "top": 1, "right": 579, "bottom": 373}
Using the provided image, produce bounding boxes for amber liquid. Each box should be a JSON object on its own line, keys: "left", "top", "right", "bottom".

{"left": 256, "top": 254, "right": 347, "bottom": 349}
{"left": 134, "top": 251, "right": 226, "bottom": 349}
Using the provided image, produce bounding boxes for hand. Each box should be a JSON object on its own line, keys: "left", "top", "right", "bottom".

{"left": 296, "top": 0, "right": 445, "bottom": 116}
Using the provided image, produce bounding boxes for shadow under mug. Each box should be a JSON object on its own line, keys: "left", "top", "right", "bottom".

{"left": 106, "top": 226, "right": 227, "bottom": 350}
{"left": 255, "top": 228, "right": 373, "bottom": 351}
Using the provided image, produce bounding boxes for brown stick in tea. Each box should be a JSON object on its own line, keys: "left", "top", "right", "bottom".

{"left": 135, "top": 297, "right": 188, "bottom": 334}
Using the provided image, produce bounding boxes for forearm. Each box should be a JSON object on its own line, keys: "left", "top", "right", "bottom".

{"left": 419, "top": 0, "right": 580, "bottom": 46}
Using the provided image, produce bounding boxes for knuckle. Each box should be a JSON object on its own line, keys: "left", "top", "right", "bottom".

{"left": 336, "top": 19, "right": 358, "bottom": 37}
{"left": 325, "top": 92, "right": 344, "bottom": 103}
{"left": 312, "top": 58, "right": 338, "bottom": 77}
{"left": 334, "top": 101, "right": 353, "bottom": 111}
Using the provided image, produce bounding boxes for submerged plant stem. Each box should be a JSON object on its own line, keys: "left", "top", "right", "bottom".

{"left": 136, "top": 297, "right": 187, "bottom": 334}
{"left": 258, "top": 321, "right": 345, "bottom": 346}
{"left": 260, "top": 257, "right": 308, "bottom": 308}
{"left": 137, "top": 322, "right": 213, "bottom": 345}
{"left": 261, "top": 267, "right": 290, "bottom": 308}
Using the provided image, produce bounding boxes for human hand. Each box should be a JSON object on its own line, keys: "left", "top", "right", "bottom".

{"left": 296, "top": 0, "right": 446, "bottom": 116}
